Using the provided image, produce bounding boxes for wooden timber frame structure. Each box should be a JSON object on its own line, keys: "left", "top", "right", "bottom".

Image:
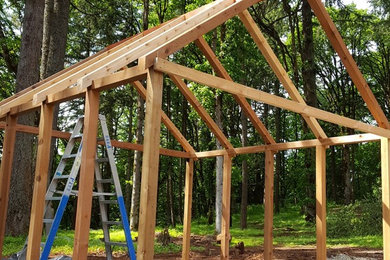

{"left": 0, "top": 0, "right": 389, "bottom": 259}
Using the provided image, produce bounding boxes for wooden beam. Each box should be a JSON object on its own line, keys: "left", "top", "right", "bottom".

{"left": 0, "top": 122, "right": 192, "bottom": 158}
{"left": 316, "top": 145, "right": 327, "bottom": 260}
{"left": 194, "top": 37, "right": 275, "bottom": 144}
{"left": 131, "top": 81, "right": 197, "bottom": 156}
{"left": 32, "top": 0, "right": 229, "bottom": 105}
{"left": 154, "top": 59, "right": 390, "bottom": 138}
{"left": 73, "top": 89, "right": 100, "bottom": 259}
{"left": 381, "top": 138, "right": 390, "bottom": 260}
{"left": 239, "top": 10, "right": 327, "bottom": 140}
{"left": 221, "top": 154, "right": 232, "bottom": 260}
{"left": 0, "top": 114, "right": 17, "bottom": 258}
{"left": 137, "top": 68, "right": 164, "bottom": 260}
{"left": 264, "top": 150, "right": 275, "bottom": 260}
{"left": 307, "top": 0, "right": 390, "bottom": 129}
{"left": 26, "top": 103, "right": 55, "bottom": 260}
{"left": 182, "top": 159, "right": 194, "bottom": 260}
{"left": 0, "top": 2, "right": 213, "bottom": 117}
{"left": 169, "top": 74, "right": 235, "bottom": 155}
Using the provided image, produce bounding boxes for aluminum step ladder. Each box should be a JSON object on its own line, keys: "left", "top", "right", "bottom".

{"left": 39, "top": 115, "right": 136, "bottom": 260}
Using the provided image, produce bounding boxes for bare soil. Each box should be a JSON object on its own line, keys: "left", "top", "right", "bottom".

{"left": 85, "top": 235, "right": 383, "bottom": 260}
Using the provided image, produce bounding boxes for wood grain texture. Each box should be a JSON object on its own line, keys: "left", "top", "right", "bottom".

{"left": 316, "top": 145, "right": 327, "bottom": 260}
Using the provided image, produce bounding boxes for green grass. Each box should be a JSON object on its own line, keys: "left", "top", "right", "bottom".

{"left": 3, "top": 205, "right": 382, "bottom": 256}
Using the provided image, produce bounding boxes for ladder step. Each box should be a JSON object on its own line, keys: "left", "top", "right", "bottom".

{"left": 46, "top": 196, "right": 62, "bottom": 201}
{"left": 96, "top": 179, "right": 113, "bottom": 184}
{"left": 71, "top": 133, "right": 83, "bottom": 139}
{"left": 102, "top": 221, "right": 122, "bottom": 226}
{"left": 100, "top": 199, "right": 117, "bottom": 204}
{"left": 55, "top": 190, "right": 78, "bottom": 196}
{"left": 53, "top": 174, "right": 70, "bottom": 179}
{"left": 40, "top": 242, "right": 45, "bottom": 248}
{"left": 96, "top": 158, "right": 109, "bottom": 163}
{"left": 93, "top": 192, "right": 116, "bottom": 196}
{"left": 43, "top": 218, "right": 54, "bottom": 224}
{"left": 62, "top": 154, "right": 77, "bottom": 159}
{"left": 105, "top": 241, "right": 127, "bottom": 247}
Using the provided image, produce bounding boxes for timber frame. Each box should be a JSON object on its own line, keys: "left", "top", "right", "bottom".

{"left": 0, "top": 0, "right": 389, "bottom": 259}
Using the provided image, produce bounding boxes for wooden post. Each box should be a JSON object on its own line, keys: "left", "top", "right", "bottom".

{"left": 73, "top": 88, "right": 100, "bottom": 259}
{"left": 26, "top": 103, "right": 55, "bottom": 259}
{"left": 221, "top": 154, "right": 232, "bottom": 260}
{"left": 137, "top": 68, "right": 164, "bottom": 260}
{"left": 316, "top": 145, "right": 327, "bottom": 260}
{"left": 264, "top": 150, "right": 275, "bottom": 260}
{"left": 381, "top": 138, "right": 390, "bottom": 260}
{"left": 182, "top": 159, "right": 194, "bottom": 260}
{"left": 0, "top": 114, "right": 17, "bottom": 258}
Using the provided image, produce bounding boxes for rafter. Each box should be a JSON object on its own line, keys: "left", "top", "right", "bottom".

{"left": 194, "top": 37, "right": 275, "bottom": 144}
{"left": 239, "top": 10, "right": 327, "bottom": 140}
{"left": 154, "top": 58, "right": 390, "bottom": 138}
{"left": 169, "top": 74, "right": 236, "bottom": 156}
{"left": 307, "top": 0, "right": 390, "bottom": 129}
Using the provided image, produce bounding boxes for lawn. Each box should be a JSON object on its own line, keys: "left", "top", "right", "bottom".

{"left": 2, "top": 205, "right": 382, "bottom": 257}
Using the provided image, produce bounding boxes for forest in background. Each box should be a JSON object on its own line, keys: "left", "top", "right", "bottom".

{"left": 0, "top": 0, "right": 389, "bottom": 240}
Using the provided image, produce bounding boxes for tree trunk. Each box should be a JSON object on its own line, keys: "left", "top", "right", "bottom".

{"left": 240, "top": 111, "right": 248, "bottom": 229}
{"left": 130, "top": 95, "right": 145, "bottom": 230}
{"left": 40, "top": 0, "right": 70, "bottom": 234}
{"left": 215, "top": 93, "right": 223, "bottom": 234}
{"left": 6, "top": 0, "right": 45, "bottom": 236}
{"left": 301, "top": 0, "right": 317, "bottom": 222}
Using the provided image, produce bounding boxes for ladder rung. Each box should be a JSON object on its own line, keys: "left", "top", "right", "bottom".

{"left": 53, "top": 174, "right": 70, "bottom": 179}
{"left": 62, "top": 154, "right": 77, "bottom": 159}
{"left": 105, "top": 241, "right": 127, "bottom": 247}
{"left": 40, "top": 242, "right": 45, "bottom": 247}
{"left": 93, "top": 192, "right": 116, "bottom": 196}
{"left": 102, "top": 221, "right": 122, "bottom": 226}
{"left": 43, "top": 219, "right": 54, "bottom": 224}
{"left": 55, "top": 190, "right": 78, "bottom": 196}
{"left": 96, "top": 179, "right": 113, "bottom": 184}
{"left": 97, "top": 137, "right": 104, "bottom": 142}
{"left": 46, "top": 196, "right": 62, "bottom": 201}
{"left": 72, "top": 134, "right": 83, "bottom": 139}
{"left": 96, "top": 158, "right": 109, "bottom": 163}
{"left": 100, "top": 200, "right": 117, "bottom": 204}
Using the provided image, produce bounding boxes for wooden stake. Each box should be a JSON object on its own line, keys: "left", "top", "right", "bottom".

{"left": 221, "top": 154, "right": 232, "bottom": 260}
{"left": 26, "top": 103, "right": 55, "bottom": 260}
{"left": 316, "top": 145, "right": 327, "bottom": 260}
{"left": 381, "top": 138, "right": 390, "bottom": 260}
{"left": 137, "top": 68, "right": 164, "bottom": 260}
{"left": 264, "top": 150, "right": 274, "bottom": 260}
{"left": 182, "top": 159, "right": 194, "bottom": 260}
{"left": 0, "top": 114, "right": 17, "bottom": 258}
{"left": 73, "top": 89, "right": 100, "bottom": 259}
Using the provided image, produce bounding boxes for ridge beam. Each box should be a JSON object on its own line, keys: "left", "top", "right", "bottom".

{"left": 154, "top": 58, "right": 390, "bottom": 138}
{"left": 194, "top": 37, "right": 275, "bottom": 145}
{"left": 239, "top": 10, "right": 327, "bottom": 140}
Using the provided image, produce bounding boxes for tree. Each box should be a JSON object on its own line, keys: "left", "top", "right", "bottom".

{"left": 6, "top": 0, "right": 45, "bottom": 235}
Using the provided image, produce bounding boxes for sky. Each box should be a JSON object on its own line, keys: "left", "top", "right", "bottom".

{"left": 342, "top": 0, "right": 371, "bottom": 10}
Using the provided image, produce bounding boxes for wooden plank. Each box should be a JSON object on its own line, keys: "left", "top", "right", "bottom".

{"left": 239, "top": 10, "right": 327, "bottom": 140}
{"left": 26, "top": 103, "right": 55, "bottom": 260}
{"left": 0, "top": 114, "right": 17, "bottom": 258}
{"left": 137, "top": 68, "right": 164, "bottom": 260}
{"left": 143, "top": 0, "right": 263, "bottom": 68}
{"left": 169, "top": 74, "right": 235, "bottom": 155}
{"left": 194, "top": 37, "right": 275, "bottom": 144}
{"left": 32, "top": 0, "right": 229, "bottom": 105}
{"left": 131, "top": 81, "right": 196, "bottom": 156}
{"left": 73, "top": 89, "right": 100, "bottom": 259}
{"left": 221, "top": 154, "right": 232, "bottom": 260}
{"left": 307, "top": 0, "right": 390, "bottom": 129}
{"left": 381, "top": 138, "right": 390, "bottom": 260}
{"left": 264, "top": 150, "right": 275, "bottom": 260}
{"left": 182, "top": 159, "right": 194, "bottom": 260}
{"left": 316, "top": 145, "right": 327, "bottom": 260}
{"left": 154, "top": 59, "right": 390, "bottom": 138}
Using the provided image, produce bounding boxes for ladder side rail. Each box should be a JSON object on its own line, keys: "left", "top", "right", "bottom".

{"left": 99, "top": 115, "right": 136, "bottom": 260}
{"left": 40, "top": 139, "right": 84, "bottom": 260}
